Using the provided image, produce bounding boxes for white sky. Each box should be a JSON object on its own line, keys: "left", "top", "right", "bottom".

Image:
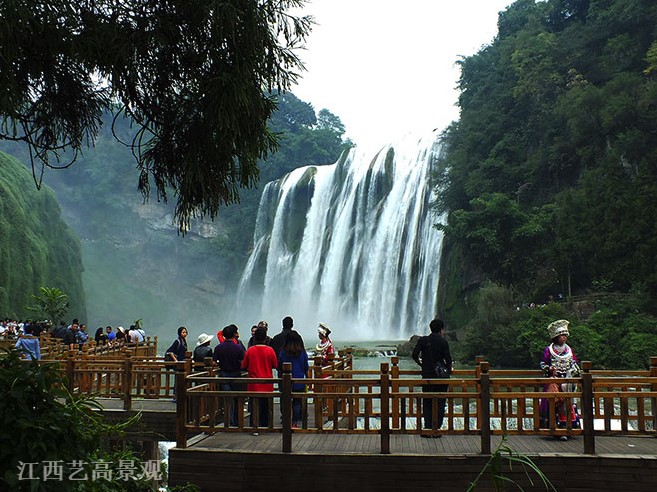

{"left": 292, "top": 0, "right": 514, "bottom": 152}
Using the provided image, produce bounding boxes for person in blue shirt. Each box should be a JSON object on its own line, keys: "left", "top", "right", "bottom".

{"left": 76, "top": 323, "right": 89, "bottom": 350}
{"left": 106, "top": 325, "right": 117, "bottom": 344}
{"left": 278, "top": 330, "right": 309, "bottom": 428}
{"left": 15, "top": 325, "right": 41, "bottom": 360}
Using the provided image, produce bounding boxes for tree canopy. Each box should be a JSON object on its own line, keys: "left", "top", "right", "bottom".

{"left": 436, "top": 0, "right": 657, "bottom": 304}
{"left": 0, "top": 0, "right": 312, "bottom": 231}
{"left": 434, "top": 0, "right": 657, "bottom": 368}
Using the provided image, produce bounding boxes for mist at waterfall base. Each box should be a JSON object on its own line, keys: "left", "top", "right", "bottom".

{"left": 231, "top": 132, "right": 445, "bottom": 343}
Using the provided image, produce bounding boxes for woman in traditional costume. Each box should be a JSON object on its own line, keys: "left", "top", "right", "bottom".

{"left": 539, "top": 319, "right": 581, "bottom": 439}
{"left": 315, "top": 322, "right": 334, "bottom": 366}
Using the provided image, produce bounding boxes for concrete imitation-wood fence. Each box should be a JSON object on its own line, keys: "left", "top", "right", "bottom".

{"left": 176, "top": 355, "right": 657, "bottom": 455}
{"left": 5, "top": 335, "right": 656, "bottom": 457}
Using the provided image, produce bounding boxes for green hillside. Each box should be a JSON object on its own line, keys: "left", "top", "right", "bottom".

{"left": 0, "top": 152, "right": 86, "bottom": 320}
{"left": 435, "top": 0, "right": 657, "bottom": 367}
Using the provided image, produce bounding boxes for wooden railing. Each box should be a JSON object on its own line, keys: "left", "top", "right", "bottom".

{"left": 176, "top": 356, "right": 657, "bottom": 455}
{"left": 9, "top": 339, "right": 656, "bottom": 455}
{"left": 37, "top": 333, "right": 159, "bottom": 359}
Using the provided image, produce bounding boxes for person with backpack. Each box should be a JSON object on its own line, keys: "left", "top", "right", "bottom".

{"left": 165, "top": 326, "right": 188, "bottom": 363}
{"left": 412, "top": 319, "right": 452, "bottom": 437}
{"left": 193, "top": 333, "right": 214, "bottom": 367}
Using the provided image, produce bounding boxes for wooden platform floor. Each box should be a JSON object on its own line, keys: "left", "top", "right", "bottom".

{"left": 171, "top": 433, "right": 657, "bottom": 492}
{"left": 190, "top": 431, "right": 657, "bottom": 457}
{"left": 93, "top": 398, "right": 657, "bottom": 457}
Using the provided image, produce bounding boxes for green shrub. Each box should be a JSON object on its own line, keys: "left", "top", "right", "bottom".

{"left": 0, "top": 348, "right": 198, "bottom": 491}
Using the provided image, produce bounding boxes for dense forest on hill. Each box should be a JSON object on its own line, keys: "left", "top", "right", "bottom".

{"left": 0, "top": 153, "right": 86, "bottom": 319}
{"left": 436, "top": 0, "right": 657, "bottom": 368}
{"left": 0, "top": 92, "right": 348, "bottom": 332}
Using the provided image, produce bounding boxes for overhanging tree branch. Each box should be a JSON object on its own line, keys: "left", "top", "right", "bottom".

{"left": 0, "top": 0, "right": 313, "bottom": 232}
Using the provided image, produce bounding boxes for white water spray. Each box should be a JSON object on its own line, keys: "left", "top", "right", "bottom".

{"left": 234, "top": 132, "right": 445, "bottom": 341}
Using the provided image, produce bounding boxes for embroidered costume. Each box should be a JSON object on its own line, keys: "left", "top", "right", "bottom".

{"left": 539, "top": 319, "right": 581, "bottom": 432}
{"left": 315, "top": 322, "right": 334, "bottom": 366}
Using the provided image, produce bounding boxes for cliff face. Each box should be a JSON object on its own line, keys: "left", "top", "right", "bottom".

{"left": 435, "top": 237, "right": 487, "bottom": 339}
{"left": 0, "top": 151, "right": 86, "bottom": 319}
{"left": 1, "top": 129, "right": 239, "bottom": 335}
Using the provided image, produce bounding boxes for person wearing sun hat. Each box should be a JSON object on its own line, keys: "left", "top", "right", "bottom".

{"left": 315, "top": 322, "right": 334, "bottom": 366}
{"left": 193, "top": 333, "right": 214, "bottom": 365}
{"left": 539, "top": 319, "right": 581, "bottom": 439}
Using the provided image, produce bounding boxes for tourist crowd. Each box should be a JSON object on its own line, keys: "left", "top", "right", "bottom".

{"left": 2, "top": 316, "right": 149, "bottom": 361}
{"left": 164, "top": 317, "right": 333, "bottom": 430}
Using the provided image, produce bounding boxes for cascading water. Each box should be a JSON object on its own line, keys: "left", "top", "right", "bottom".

{"left": 233, "top": 131, "right": 445, "bottom": 341}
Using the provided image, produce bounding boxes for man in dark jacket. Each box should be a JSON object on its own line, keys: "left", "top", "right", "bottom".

{"left": 62, "top": 321, "right": 80, "bottom": 351}
{"left": 270, "top": 316, "right": 305, "bottom": 363}
{"left": 213, "top": 324, "right": 246, "bottom": 426}
{"left": 412, "top": 319, "right": 452, "bottom": 436}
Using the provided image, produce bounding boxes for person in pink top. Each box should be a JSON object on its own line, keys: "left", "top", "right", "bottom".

{"left": 242, "top": 327, "right": 278, "bottom": 432}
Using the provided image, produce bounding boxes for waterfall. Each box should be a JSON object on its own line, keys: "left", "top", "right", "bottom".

{"left": 233, "top": 132, "right": 445, "bottom": 341}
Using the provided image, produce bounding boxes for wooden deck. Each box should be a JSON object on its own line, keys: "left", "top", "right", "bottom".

{"left": 183, "top": 430, "right": 657, "bottom": 456}
{"left": 85, "top": 373, "right": 657, "bottom": 491}
{"left": 168, "top": 433, "right": 657, "bottom": 492}
{"left": 15, "top": 344, "right": 654, "bottom": 490}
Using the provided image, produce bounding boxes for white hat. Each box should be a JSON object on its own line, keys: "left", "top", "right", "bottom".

{"left": 318, "top": 322, "right": 331, "bottom": 337}
{"left": 547, "top": 319, "right": 570, "bottom": 339}
{"left": 197, "top": 333, "right": 213, "bottom": 346}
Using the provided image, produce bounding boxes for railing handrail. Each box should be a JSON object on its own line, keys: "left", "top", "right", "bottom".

{"left": 12, "top": 346, "right": 656, "bottom": 456}
{"left": 176, "top": 356, "right": 657, "bottom": 456}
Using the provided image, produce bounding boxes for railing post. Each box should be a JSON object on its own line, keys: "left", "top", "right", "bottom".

{"left": 184, "top": 352, "right": 192, "bottom": 375}
{"left": 313, "top": 356, "right": 324, "bottom": 427}
{"left": 650, "top": 356, "right": 657, "bottom": 432}
{"left": 176, "top": 371, "right": 187, "bottom": 449}
{"left": 475, "top": 356, "right": 484, "bottom": 377}
{"left": 391, "top": 357, "right": 400, "bottom": 428}
{"left": 281, "top": 362, "right": 293, "bottom": 453}
{"left": 345, "top": 347, "right": 354, "bottom": 371}
{"left": 66, "top": 350, "right": 76, "bottom": 398}
{"left": 474, "top": 355, "right": 483, "bottom": 426}
{"left": 479, "top": 361, "right": 491, "bottom": 454}
{"left": 581, "top": 361, "right": 595, "bottom": 454}
{"left": 380, "top": 363, "right": 390, "bottom": 454}
{"left": 123, "top": 349, "right": 133, "bottom": 410}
